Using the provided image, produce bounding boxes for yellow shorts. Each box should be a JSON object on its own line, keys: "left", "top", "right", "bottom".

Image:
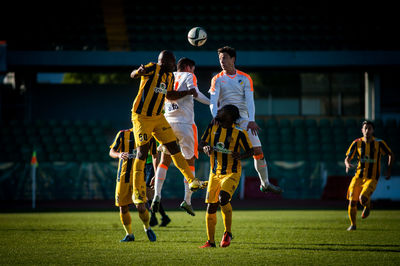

{"left": 347, "top": 176, "right": 377, "bottom": 202}
{"left": 205, "top": 171, "right": 241, "bottom": 204}
{"left": 131, "top": 113, "right": 176, "bottom": 146}
{"left": 115, "top": 161, "right": 133, "bottom": 207}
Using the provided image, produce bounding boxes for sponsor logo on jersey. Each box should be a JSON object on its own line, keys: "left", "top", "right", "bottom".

{"left": 154, "top": 83, "right": 167, "bottom": 94}
{"left": 213, "top": 142, "right": 231, "bottom": 154}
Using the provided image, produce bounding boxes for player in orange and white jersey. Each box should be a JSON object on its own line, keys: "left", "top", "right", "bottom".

{"left": 151, "top": 57, "right": 210, "bottom": 216}
{"left": 209, "top": 46, "right": 282, "bottom": 195}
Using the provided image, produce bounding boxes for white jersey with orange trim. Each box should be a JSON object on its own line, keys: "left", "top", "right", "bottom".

{"left": 209, "top": 70, "right": 255, "bottom": 121}
{"left": 165, "top": 71, "right": 209, "bottom": 124}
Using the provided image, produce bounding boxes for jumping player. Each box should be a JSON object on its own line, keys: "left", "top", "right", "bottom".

{"left": 209, "top": 46, "right": 282, "bottom": 195}
{"left": 151, "top": 57, "right": 210, "bottom": 216}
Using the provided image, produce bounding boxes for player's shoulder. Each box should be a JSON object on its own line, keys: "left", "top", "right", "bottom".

{"left": 211, "top": 71, "right": 225, "bottom": 81}
{"left": 353, "top": 137, "right": 363, "bottom": 143}
{"left": 236, "top": 69, "right": 252, "bottom": 80}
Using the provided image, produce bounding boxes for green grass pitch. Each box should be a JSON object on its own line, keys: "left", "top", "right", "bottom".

{"left": 1, "top": 210, "right": 400, "bottom": 265}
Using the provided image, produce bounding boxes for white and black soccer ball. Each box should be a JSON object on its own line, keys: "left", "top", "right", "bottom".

{"left": 187, "top": 27, "right": 207, "bottom": 47}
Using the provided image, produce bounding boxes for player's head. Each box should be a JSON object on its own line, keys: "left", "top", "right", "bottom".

{"left": 177, "top": 57, "right": 195, "bottom": 73}
{"left": 215, "top": 104, "right": 241, "bottom": 127}
{"left": 218, "top": 46, "right": 236, "bottom": 72}
{"left": 361, "top": 120, "right": 375, "bottom": 139}
{"left": 158, "top": 50, "right": 176, "bottom": 72}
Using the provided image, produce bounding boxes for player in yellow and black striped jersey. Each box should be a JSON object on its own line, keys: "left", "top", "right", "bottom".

{"left": 131, "top": 62, "right": 174, "bottom": 117}
{"left": 344, "top": 120, "right": 394, "bottom": 231}
{"left": 199, "top": 104, "right": 253, "bottom": 248}
{"left": 109, "top": 128, "right": 157, "bottom": 242}
{"left": 129, "top": 51, "right": 207, "bottom": 240}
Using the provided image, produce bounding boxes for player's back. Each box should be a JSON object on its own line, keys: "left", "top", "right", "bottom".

{"left": 164, "top": 72, "right": 197, "bottom": 124}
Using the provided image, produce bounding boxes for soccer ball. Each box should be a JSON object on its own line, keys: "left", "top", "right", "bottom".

{"left": 187, "top": 27, "right": 207, "bottom": 47}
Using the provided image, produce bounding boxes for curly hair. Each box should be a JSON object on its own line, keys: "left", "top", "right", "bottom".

{"left": 221, "top": 104, "right": 241, "bottom": 123}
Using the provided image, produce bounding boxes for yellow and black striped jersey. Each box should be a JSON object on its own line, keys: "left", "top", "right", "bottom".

{"left": 110, "top": 129, "right": 157, "bottom": 183}
{"left": 132, "top": 62, "right": 175, "bottom": 117}
{"left": 201, "top": 123, "right": 253, "bottom": 175}
{"left": 346, "top": 137, "right": 392, "bottom": 180}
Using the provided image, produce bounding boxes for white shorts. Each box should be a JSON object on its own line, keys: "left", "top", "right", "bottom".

{"left": 238, "top": 118, "right": 262, "bottom": 147}
{"left": 161, "top": 122, "right": 198, "bottom": 159}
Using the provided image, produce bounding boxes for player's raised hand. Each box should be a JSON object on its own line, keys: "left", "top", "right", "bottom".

{"left": 247, "top": 121, "right": 260, "bottom": 136}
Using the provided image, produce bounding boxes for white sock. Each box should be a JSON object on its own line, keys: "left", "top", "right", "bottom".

{"left": 254, "top": 157, "right": 269, "bottom": 187}
{"left": 154, "top": 164, "right": 168, "bottom": 199}
{"left": 183, "top": 169, "right": 194, "bottom": 205}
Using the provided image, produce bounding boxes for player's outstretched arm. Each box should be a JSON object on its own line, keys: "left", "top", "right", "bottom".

{"left": 130, "top": 64, "right": 147, "bottom": 79}
{"left": 166, "top": 88, "right": 196, "bottom": 100}
{"left": 385, "top": 152, "right": 394, "bottom": 180}
{"left": 232, "top": 148, "right": 254, "bottom": 160}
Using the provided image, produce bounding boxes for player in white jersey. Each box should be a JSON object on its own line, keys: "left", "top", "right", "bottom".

{"left": 209, "top": 46, "right": 282, "bottom": 194}
{"left": 151, "top": 57, "right": 210, "bottom": 216}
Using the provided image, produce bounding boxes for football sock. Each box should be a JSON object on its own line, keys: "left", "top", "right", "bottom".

{"left": 171, "top": 153, "right": 194, "bottom": 183}
{"left": 154, "top": 164, "right": 168, "bottom": 199}
{"left": 183, "top": 168, "right": 195, "bottom": 205}
{"left": 120, "top": 211, "right": 132, "bottom": 235}
{"left": 206, "top": 212, "right": 217, "bottom": 243}
{"left": 221, "top": 203, "right": 232, "bottom": 233}
{"left": 159, "top": 202, "right": 166, "bottom": 218}
{"left": 254, "top": 155, "right": 269, "bottom": 187}
{"left": 139, "top": 209, "right": 150, "bottom": 230}
{"left": 348, "top": 205, "right": 357, "bottom": 226}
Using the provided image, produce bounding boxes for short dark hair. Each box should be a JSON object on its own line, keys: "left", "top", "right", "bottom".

{"left": 218, "top": 46, "right": 236, "bottom": 60}
{"left": 362, "top": 120, "right": 375, "bottom": 129}
{"left": 221, "top": 104, "right": 241, "bottom": 123}
{"left": 177, "top": 57, "right": 195, "bottom": 71}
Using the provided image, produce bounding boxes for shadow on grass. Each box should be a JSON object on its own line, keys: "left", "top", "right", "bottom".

{"left": 240, "top": 242, "right": 400, "bottom": 253}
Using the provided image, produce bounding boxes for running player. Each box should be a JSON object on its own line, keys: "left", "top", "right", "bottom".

{"left": 199, "top": 105, "right": 254, "bottom": 248}
{"left": 345, "top": 120, "right": 394, "bottom": 231}
{"left": 130, "top": 50, "right": 207, "bottom": 229}
{"left": 209, "top": 46, "right": 282, "bottom": 194}
{"left": 151, "top": 57, "right": 210, "bottom": 216}
{"left": 109, "top": 128, "right": 157, "bottom": 242}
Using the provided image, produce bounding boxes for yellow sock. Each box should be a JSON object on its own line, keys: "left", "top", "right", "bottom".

{"left": 221, "top": 203, "right": 232, "bottom": 233}
{"left": 171, "top": 152, "right": 194, "bottom": 183}
{"left": 139, "top": 209, "right": 150, "bottom": 230}
{"left": 120, "top": 211, "right": 132, "bottom": 235}
{"left": 348, "top": 205, "right": 357, "bottom": 226}
{"left": 206, "top": 212, "right": 217, "bottom": 243}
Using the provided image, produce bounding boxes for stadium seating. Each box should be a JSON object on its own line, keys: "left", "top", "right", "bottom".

{"left": 1, "top": 118, "right": 398, "bottom": 178}
{"left": 0, "top": 119, "right": 113, "bottom": 163}
{"left": 4, "top": 3, "right": 398, "bottom": 51}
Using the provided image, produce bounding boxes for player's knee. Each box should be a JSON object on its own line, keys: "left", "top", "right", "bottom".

{"left": 219, "top": 191, "right": 231, "bottom": 206}
{"left": 207, "top": 203, "right": 219, "bottom": 214}
{"left": 136, "top": 203, "right": 147, "bottom": 213}
{"left": 359, "top": 195, "right": 368, "bottom": 206}
{"left": 164, "top": 141, "right": 180, "bottom": 155}
{"left": 120, "top": 205, "right": 129, "bottom": 214}
{"left": 349, "top": 200, "right": 357, "bottom": 207}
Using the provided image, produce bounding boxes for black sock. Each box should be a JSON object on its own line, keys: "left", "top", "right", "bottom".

{"left": 159, "top": 202, "right": 167, "bottom": 218}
